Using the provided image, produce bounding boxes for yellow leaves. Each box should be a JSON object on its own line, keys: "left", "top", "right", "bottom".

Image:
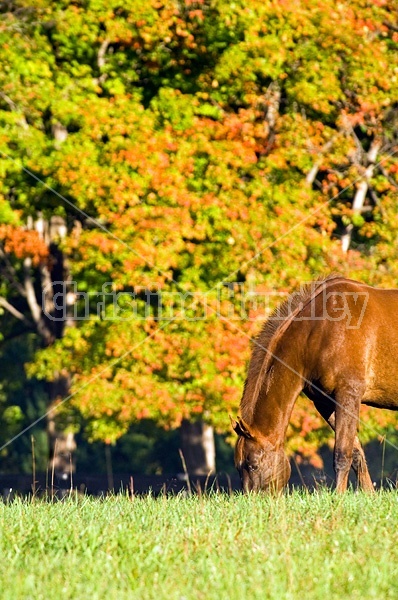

{"left": 5, "top": 0, "right": 398, "bottom": 448}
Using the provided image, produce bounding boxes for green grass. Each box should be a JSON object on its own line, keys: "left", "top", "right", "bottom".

{"left": 0, "top": 490, "right": 397, "bottom": 600}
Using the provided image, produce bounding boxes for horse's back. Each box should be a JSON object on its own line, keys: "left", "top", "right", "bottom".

{"left": 304, "top": 279, "right": 398, "bottom": 408}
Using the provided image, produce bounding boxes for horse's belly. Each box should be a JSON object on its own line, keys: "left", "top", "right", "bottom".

{"left": 357, "top": 323, "right": 398, "bottom": 410}
{"left": 363, "top": 373, "right": 398, "bottom": 409}
{"left": 362, "top": 394, "right": 398, "bottom": 410}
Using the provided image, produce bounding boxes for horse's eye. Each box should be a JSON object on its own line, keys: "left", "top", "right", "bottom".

{"left": 247, "top": 463, "right": 259, "bottom": 472}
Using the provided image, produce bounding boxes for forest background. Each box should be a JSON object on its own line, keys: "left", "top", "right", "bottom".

{"left": 1, "top": 0, "right": 398, "bottom": 479}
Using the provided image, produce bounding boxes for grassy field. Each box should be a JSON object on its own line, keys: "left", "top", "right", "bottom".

{"left": 0, "top": 490, "right": 397, "bottom": 600}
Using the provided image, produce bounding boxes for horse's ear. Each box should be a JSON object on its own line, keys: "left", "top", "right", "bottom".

{"left": 231, "top": 416, "right": 255, "bottom": 440}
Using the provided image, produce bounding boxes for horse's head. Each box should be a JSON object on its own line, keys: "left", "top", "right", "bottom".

{"left": 232, "top": 417, "right": 291, "bottom": 493}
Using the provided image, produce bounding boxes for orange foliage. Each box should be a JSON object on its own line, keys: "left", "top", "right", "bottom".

{"left": 0, "top": 225, "right": 48, "bottom": 265}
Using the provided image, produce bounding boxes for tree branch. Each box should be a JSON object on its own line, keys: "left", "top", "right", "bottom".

{"left": 0, "top": 246, "right": 27, "bottom": 296}
{"left": 305, "top": 138, "right": 335, "bottom": 185}
{"left": 0, "top": 92, "right": 28, "bottom": 129}
{"left": 95, "top": 39, "right": 110, "bottom": 85}
{"left": 378, "top": 163, "right": 398, "bottom": 190}
{"left": 0, "top": 296, "right": 33, "bottom": 327}
{"left": 258, "top": 81, "right": 281, "bottom": 154}
{"left": 383, "top": 20, "right": 398, "bottom": 33}
{"left": 368, "top": 186, "right": 386, "bottom": 219}
{"left": 23, "top": 257, "right": 54, "bottom": 345}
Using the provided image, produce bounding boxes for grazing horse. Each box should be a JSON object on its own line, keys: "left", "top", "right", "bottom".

{"left": 233, "top": 274, "right": 398, "bottom": 493}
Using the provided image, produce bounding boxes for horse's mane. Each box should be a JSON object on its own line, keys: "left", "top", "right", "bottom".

{"left": 240, "top": 274, "right": 345, "bottom": 422}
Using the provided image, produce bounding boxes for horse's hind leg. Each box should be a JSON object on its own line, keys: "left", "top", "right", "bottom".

{"left": 351, "top": 439, "right": 374, "bottom": 492}
{"left": 314, "top": 399, "right": 374, "bottom": 492}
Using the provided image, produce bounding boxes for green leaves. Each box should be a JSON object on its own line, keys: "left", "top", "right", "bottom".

{"left": 2, "top": 0, "right": 398, "bottom": 458}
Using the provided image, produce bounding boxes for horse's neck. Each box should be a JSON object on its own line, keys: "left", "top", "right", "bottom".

{"left": 252, "top": 359, "right": 303, "bottom": 445}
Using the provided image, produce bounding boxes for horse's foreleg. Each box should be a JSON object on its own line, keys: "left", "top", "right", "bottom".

{"left": 314, "top": 397, "right": 374, "bottom": 492}
{"left": 333, "top": 390, "right": 362, "bottom": 493}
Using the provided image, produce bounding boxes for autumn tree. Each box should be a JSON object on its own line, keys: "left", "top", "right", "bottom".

{"left": 1, "top": 0, "right": 398, "bottom": 471}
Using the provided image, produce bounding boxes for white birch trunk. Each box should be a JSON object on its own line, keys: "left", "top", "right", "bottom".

{"left": 180, "top": 420, "right": 216, "bottom": 475}
{"left": 341, "top": 139, "right": 381, "bottom": 252}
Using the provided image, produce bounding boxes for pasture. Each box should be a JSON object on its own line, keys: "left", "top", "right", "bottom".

{"left": 0, "top": 491, "right": 397, "bottom": 599}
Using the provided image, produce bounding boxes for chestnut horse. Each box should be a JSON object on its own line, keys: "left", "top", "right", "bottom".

{"left": 233, "top": 274, "right": 398, "bottom": 493}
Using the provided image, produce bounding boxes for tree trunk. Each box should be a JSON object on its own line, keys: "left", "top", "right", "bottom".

{"left": 47, "top": 372, "right": 76, "bottom": 479}
{"left": 31, "top": 213, "right": 77, "bottom": 480}
{"left": 45, "top": 219, "right": 77, "bottom": 480}
{"left": 180, "top": 419, "right": 216, "bottom": 475}
{"left": 341, "top": 139, "right": 381, "bottom": 252}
